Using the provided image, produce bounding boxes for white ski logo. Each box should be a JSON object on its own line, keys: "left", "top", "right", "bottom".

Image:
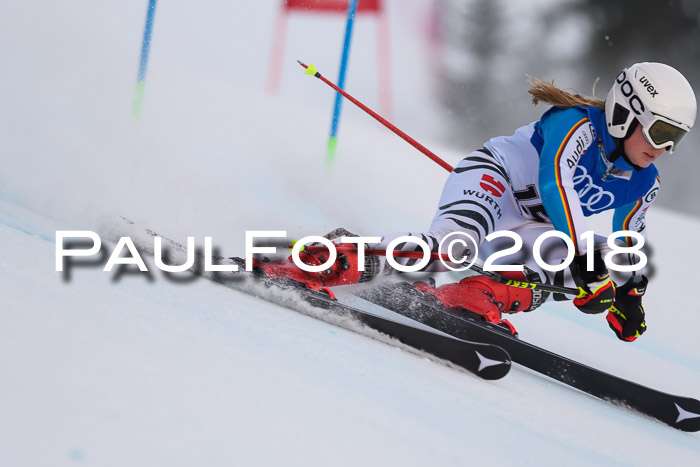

{"left": 675, "top": 403, "right": 700, "bottom": 423}
{"left": 475, "top": 351, "right": 504, "bottom": 372}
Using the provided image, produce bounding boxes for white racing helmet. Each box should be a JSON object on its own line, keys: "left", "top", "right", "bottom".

{"left": 605, "top": 62, "right": 697, "bottom": 154}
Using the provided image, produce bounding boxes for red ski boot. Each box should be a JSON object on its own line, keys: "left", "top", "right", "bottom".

{"left": 253, "top": 242, "right": 380, "bottom": 290}
{"left": 414, "top": 271, "right": 546, "bottom": 335}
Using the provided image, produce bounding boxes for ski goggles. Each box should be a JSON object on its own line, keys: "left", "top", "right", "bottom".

{"left": 641, "top": 114, "right": 690, "bottom": 154}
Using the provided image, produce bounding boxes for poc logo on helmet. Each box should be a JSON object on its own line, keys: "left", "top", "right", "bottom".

{"left": 615, "top": 71, "right": 645, "bottom": 116}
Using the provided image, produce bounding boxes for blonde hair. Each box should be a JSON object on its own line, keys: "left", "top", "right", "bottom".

{"left": 527, "top": 76, "right": 605, "bottom": 109}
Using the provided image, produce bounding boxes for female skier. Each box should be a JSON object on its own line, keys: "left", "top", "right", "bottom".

{"left": 256, "top": 62, "right": 697, "bottom": 342}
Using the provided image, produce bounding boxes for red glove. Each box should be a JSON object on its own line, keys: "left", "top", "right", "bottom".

{"left": 571, "top": 251, "right": 615, "bottom": 314}
{"left": 607, "top": 276, "right": 648, "bottom": 342}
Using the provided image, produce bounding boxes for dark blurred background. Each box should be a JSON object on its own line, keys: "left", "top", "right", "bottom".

{"left": 432, "top": 0, "right": 700, "bottom": 217}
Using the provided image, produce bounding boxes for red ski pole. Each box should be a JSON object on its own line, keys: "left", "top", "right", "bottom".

{"left": 298, "top": 61, "right": 454, "bottom": 173}
{"left": 300, "top": 244, "right": 583, "bottom": 297}
{"left": 301, "top": 244, "right": 453, "bottom": 262}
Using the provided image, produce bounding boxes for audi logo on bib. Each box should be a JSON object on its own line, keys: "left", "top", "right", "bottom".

{"left": 573, "top": 165, "right": 615, "bottom": 212}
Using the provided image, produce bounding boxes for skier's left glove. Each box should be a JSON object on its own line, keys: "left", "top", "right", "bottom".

{"left": 606, "top": 276, "right": 648, "bottom": 342}
{"left": 571, "top": 252, "right": 616, "bottom": 314}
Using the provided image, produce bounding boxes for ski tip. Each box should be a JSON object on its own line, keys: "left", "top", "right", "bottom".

{"left": 474, "top": 349, "right": 511, "bottom": 380}
{"left": 673, "top": 400, "right": 700, "bottom": 432}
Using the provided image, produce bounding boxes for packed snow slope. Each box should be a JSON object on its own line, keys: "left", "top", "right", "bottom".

{"left": 1, "top": 1, "right": 699, "bottom": 466}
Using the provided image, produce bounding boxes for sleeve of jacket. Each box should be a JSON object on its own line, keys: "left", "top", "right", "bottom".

{"left": 538, "top": 108, "right": 597, "bottom": 255}
{"left": 612, "top": 176, "right": 660, "bottom": 279}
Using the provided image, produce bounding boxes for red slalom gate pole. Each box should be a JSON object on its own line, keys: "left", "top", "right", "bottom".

{"left": 298, "top": 61, "right": 454, "bottom": 173}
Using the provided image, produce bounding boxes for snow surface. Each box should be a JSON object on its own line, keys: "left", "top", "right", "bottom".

{"left": 1, "top": 1, "right": 699, "bottom": 466}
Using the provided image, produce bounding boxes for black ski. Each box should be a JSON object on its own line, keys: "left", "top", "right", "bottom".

{"left": 103, "top": 217, "right": 511, "bottom": 380}
{"left": 213, "top": 265, "right": 510, "bottom": 380}
{"left": 356, "top": 282, "right": 700, "bottom": 432}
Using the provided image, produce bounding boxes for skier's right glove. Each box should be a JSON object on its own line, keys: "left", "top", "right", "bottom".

{"left": 607, "top": 276, "right": 648, "bottom": 342}
{"left": 571, "top": 251, "right": 616, "bottom": 314}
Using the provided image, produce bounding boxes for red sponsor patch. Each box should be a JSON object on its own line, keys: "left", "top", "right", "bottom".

{"left": 480, "top": 174, "right": 506, "bottom": 197}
